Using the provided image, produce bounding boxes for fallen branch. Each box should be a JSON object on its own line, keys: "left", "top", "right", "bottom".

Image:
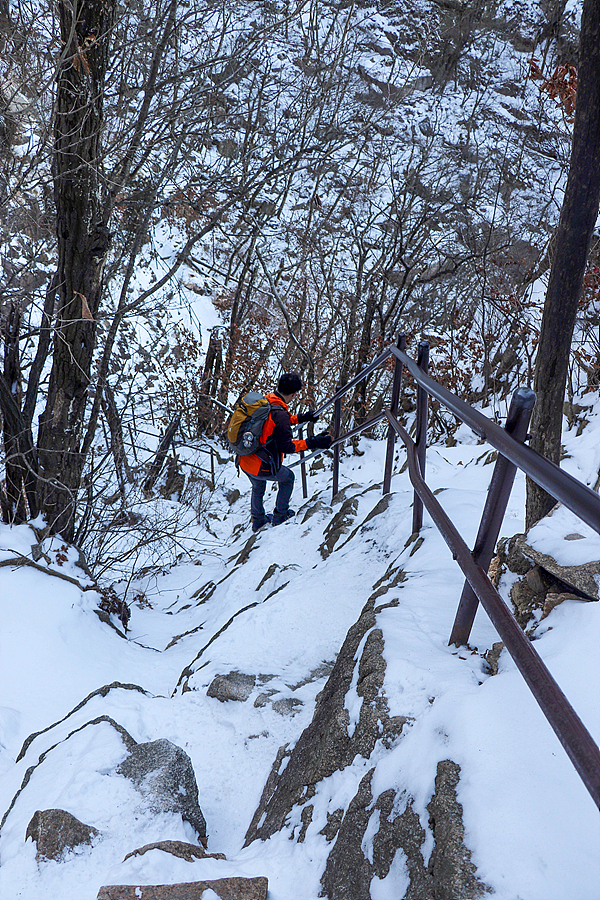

{"left": 0, "top": 553, "right": 97, "bottom": 591}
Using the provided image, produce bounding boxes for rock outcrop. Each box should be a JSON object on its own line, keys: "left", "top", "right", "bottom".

{"left": 116, "top": 739, "right": 207, "bottom": 844}
{"left": 96, "top": 878, "right": 268, "bottom": 900}
{"left": 244, "top": 590, "right": 406, "bottom": 846}
{"left": 25, "top": 808, "right": 98, "bottom": 861}
{"left": 497, "top": 518, "right": 599, "bottom": 627}
{"left": 207, "top": 672, "right": 256, "bottom": 702}
{"left": 320, "top": 761, "right": 489, "bottom": 900}
{"left": 244, "top": 570, "right": 490, "bottom": 898}
{"left": 122, "top": 840, "right": 226, "bottom": 862}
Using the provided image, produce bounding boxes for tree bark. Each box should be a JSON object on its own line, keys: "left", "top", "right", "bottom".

{"left": 0, "top": 304, "right": 39, "bottom": 522}
{"left": 37, "top": 0, "right": 116, "bottom": 539}
{"left": 526, "top": 0, "right": 600, "bottom": 529}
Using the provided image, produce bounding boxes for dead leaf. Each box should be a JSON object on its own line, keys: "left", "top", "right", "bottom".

{"left": 74, "top": 291, "right": 94, "bottom": 321}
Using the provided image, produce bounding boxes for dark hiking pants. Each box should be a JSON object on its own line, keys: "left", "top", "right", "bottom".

{"left": 245, "top": 466, "right": 295, "bottom": 528}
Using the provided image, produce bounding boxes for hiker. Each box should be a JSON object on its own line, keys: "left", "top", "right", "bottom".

{"left": 238, "top": 372, "right": 333, "bottom": 531}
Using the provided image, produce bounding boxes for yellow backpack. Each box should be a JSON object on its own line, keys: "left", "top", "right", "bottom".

{"left": 227, "top": 392, "right": 272, "bottom": 456}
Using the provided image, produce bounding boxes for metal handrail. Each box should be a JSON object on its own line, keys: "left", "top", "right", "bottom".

{"left": 293, "top": 334, "right": 600, "bottom": 810}
{"left": 390, "top": 344, "right": 600, "bottom": 534}
{"left": 314, "top": 347, "right": 393, "bottom": 417}
{"left": 387, "top": 409, "right": 600, "bottom": 810}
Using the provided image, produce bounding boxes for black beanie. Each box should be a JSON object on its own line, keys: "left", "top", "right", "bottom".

{"left": 277, "top": 372, "right": 303, "bottom": 394}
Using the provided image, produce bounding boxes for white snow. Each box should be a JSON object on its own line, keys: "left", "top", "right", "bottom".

{"left": 0, "top": 417, "right": 599, "bottom": 900}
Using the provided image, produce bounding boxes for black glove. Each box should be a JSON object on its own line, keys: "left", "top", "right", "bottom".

{"left": 306, "top": 431, "right": 333, "bottom": 450}
{"left": 297, "top": 410, "right": 319, "bottom": 424}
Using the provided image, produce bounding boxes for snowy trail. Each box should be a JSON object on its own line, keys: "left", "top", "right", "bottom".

{"left": 0, "top": 434, "right": 599, "bottom": 900}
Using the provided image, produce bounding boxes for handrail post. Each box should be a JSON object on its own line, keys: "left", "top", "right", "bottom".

{"left": 449, "top": 386, "right": 536, "bottom": 646}
{"left": 383, "top": 333, "right": 406, "bottom": 494}
{"left": 299, "top": 426, "right": 308, "bottom": 499}
{"left": 412, "top": 341, "right": 430, "bottom": 532}
{"left": 332, "top": 386, "right": 342, "bottom": 501}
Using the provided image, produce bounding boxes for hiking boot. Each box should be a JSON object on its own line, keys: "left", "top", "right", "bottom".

{"left": 252, "top": 513, "right": 273, "bottom": 533}
{"left": 272, "top": 508, "right": 295, "bottom": 526}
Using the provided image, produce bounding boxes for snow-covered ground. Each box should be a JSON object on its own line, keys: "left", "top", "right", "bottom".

{"left": 0, "top": 403, "right": 599, "bottom": 900}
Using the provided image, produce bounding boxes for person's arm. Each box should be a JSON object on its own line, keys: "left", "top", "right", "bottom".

{"left": 272, "top": 406, "right": 308, "bottom": 454}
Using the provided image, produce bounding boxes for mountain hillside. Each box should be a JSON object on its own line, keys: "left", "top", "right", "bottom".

{"left": 0, "top": 402, "right": 598, "bottom": 900}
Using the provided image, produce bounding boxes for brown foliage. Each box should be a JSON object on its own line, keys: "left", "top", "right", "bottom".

{"left": 529, "top": 58, "right": 577, "bottom": 119}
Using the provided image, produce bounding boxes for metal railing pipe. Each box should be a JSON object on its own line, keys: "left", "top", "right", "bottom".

{"left": 314, "top": 347, "right": 393, "bottom": 417}
{"left": 449, "top": 386, "right": 536, "bottom": 646}
{"left": 299, "top": 426, "right": 308, "bottom": 499}
{"left": 412, "top": 341, "right": 430, "bottom": 532}
{"left": 383, "top": 333, "right": 406, "bottom": 495}
{"left": 390, "top": 346, "right": 600, "bottom": 535}
{"left": 385, "top": 410, "right": 600, "bottom": 811}
{"left": 288, "top": 411, "right": 388, "bottom": 470}
{"left": 332, "top": 388, "right": 342, "bottom": 500}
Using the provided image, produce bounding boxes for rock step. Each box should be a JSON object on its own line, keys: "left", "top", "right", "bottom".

{"left": 96, "top": 878, "right": 268, "bottom": 900}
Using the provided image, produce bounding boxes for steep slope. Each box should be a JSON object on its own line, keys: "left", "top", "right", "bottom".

{"left": 0, "top": 431, "right": 598, "bottom": 900}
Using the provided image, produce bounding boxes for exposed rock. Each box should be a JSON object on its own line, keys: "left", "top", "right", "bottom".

{"left": 255, "top": 564, "right": 279, "bottom": 591}
{"left": 96, "top": 878, "right": 268, "bottom": 900}
{"left": 271, "top": 697, "right": 303, "bottom": 716}
{"left": 254, "top": 691, "right": 276, "bottom": 708}
{"left": 321, "top": 772, "right": 432, "bottom": 900}
{"left": 330, "top": 484, "right": 361, "bottom": 505}
{"left": 16, "top": 683, "right": 144, "bottom": 763}
{"left": 207, "top": 672, "right": 256, "bottom": 702}
{"left": 231, "top": 534, "right": 259, "bottom": 566}
{"left": 427, "top": 761, "right": 490, "bottom": 899}
{"left": 509, "top": 574, "right": 544, "bottom": 627}
{"left": 484, "top": 641, "right": 505, "bottom": 676}
{"left": 512, "top": 535, "right": 599, "bottom": 599}
{"left": 25, "top": 808, "right": 98, "bottom": 861}
{"left": 370, "top": 559, "right": 407, "bottom": 601}
{"left": 542, "top": 592, "right": 582, "bottom": 619}
{"left": 525, "top": 564, "right": 546, "bottom": 595}
{"left": 497, "top": 528, "right": 599, "bottom": 626}
{"left": 499, "top": 532, "right": 599, "bottom": 599}
{"left": 244, "top": 569, "right": 489, "bottom": 898}
{"left": 320, "top": 762, "right": 489, "bottom": 900}
{"left": 297, "top": 804, "right": 313, "bottom": 842}
{"left": 496, "top": 534, "right": 534, "bottom": 576}
{"left": 339, "top": 494, "right": 394, "bottom": 549}
{"left": 123, "top": 841, "right": 225, "bottom": 862}
{"left": 301, "top": 498, "right": 332, "bottom": 523}
{"left": 319, "top": 808, "right": 344, "bottom": 842}
{"left": 319, "top": 496, "right": 360, "bottom": 559}
{"left": 243, "top": 591, "right": 406, "bottom": 845}
{"left": 320, "top": 769, "right": 376, "bottom": 899}
{"left": 290, "top": 660, "right": 335, "bottom": 689}
{"left": 116, "top": 739, "right": 207, "bottom": 843}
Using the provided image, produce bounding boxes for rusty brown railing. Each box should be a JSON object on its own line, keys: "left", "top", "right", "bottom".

{"left": 292, "top": 334, "right": 600, "bottom": 810}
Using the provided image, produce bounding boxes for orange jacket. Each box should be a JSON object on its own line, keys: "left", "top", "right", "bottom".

{"left": 239, "top": 392, "right": 308, "bottom": 476}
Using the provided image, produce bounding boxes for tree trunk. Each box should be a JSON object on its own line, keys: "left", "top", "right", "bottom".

{"left": 37, "top": 0, "right": 116, "bottom": 540}
{"left": 0, "top": 304, "right": 39, "bottom": 522}
{"left": 526, "top": 0, "right": 600, "bottom": 529}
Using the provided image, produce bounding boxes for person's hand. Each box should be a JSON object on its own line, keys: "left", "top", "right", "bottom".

{"left": 306, "top": 431, "right": 333, "bottom": 450}
{"left": 297, "top": 410, "right": 320, "bottom": 424}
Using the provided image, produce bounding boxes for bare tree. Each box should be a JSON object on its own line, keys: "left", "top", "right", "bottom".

{"left": 526, "top": 0, "right": 600, "bottom": 528}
